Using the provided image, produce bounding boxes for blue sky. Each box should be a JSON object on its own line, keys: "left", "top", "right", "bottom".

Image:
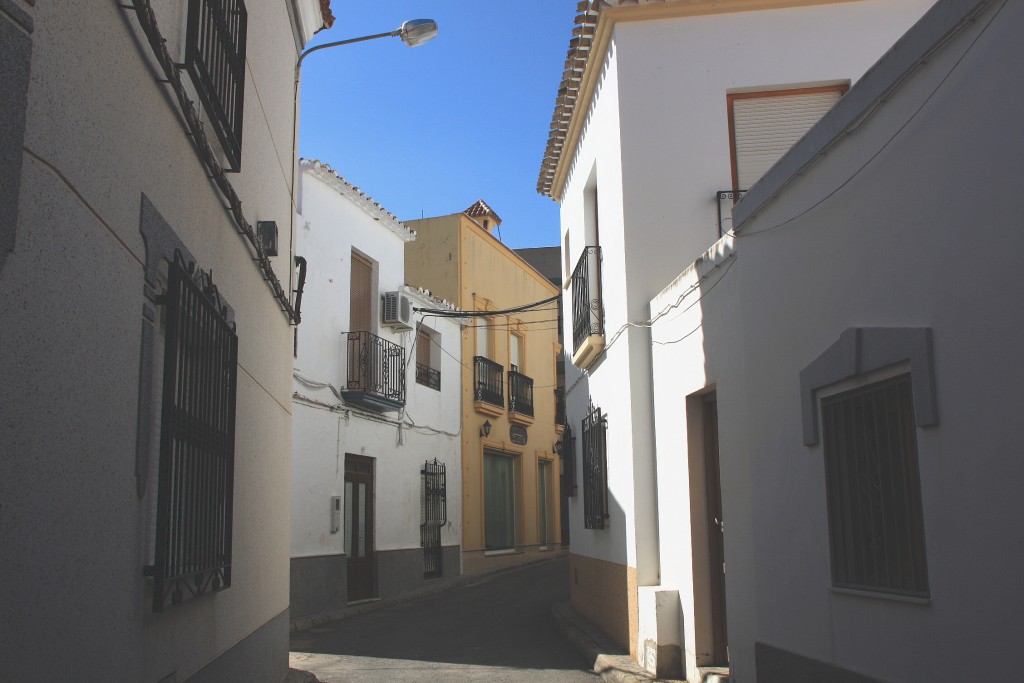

{"left": 298, "top": 2, "right": 576, "bottom": 249}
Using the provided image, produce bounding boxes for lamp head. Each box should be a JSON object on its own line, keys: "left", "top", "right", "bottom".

{"left": 399, "top": 19, "right": 438, "bottom": 47}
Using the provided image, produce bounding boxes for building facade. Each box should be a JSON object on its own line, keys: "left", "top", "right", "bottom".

{"left": 290, "top": 160, "right": 463, "bottom": 616}
{"left": 650, "top": 1, "right": 1022, "bottom": 680}
{"left": 0, "top": 1, "right": 330, "bottom": 680}
{"left": 406, "top": 203, "right": 564, "bottom": 575}
{"left": 538, "top": 0, "right": 934, "bottom": 678}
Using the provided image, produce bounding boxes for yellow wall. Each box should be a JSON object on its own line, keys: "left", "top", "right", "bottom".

{"left": 406, "top": 213, "right": 564, "bottom": 573}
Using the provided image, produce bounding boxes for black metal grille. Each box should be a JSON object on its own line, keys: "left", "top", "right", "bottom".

{"left": 184, "top": 0, "right": 247, "bottom": 171}
{"left": 571, "top": 246, "right": 604, "bottom": 354}
{"left": 561, "top": 425, "right": 577, "bottom": 497}
{"left": 508, "top": 370, "right": 534, "bottom": 417}
{"left": 582, "top": 404, "right": 608, "bottom": 530}
{"left": 555, "top": 388, "right": 566, "bottom": 428}
{"left": 148, "top": 252, "right": 238, "bottom": 612}
{"left": 421, "top": 459, "right": 447, "bottom": 579}
{"left": 416, "top": 363, "right": 441, "bottom": 391}
{"left": 474, "top": 356, "right": 504, "bottom": 407}
{"left": 346, "top": 331, "right": 406, "bottom": 404}
{"left": 822, "top": 375, "right": 929, "bottom": 597}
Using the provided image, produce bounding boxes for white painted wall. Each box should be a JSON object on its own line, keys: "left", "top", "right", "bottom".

{"left": 557, "top": 0, "right": 936, "bottom": 675}
{"left": 291, "top": 163, "right": 462, "bottom": 563}
{"left": 650, "top": 1, "right": 1023, "bottom": 680}
{"left": 0, "top": 1, "right": 308, "bottom": 680}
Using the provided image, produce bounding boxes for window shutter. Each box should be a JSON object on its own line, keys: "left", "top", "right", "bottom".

{"left": 731, "top": 88, "right": 844, "bottom": 190}
{"left": 417, "top": 327, "right": 431, "bottom": 368}
{"left": 350, "top": 252, "right": 372, "bottom": 332}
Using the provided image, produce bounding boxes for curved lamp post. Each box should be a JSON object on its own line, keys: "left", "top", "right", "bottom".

{"left": 289, "top": 19, "right": 438, "bottom": 316}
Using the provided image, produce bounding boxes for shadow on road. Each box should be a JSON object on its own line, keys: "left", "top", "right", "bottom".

{"left": 290, "top": 555, "right": 589, "bottom": 673}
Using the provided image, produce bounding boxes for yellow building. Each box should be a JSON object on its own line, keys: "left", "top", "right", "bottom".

{"left": 406, "top": 201, "right": 564, "bottom": 574}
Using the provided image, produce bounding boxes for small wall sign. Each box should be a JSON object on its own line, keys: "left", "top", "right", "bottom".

{"left": 509, "top": 424, "right": 528, "bottom": 445}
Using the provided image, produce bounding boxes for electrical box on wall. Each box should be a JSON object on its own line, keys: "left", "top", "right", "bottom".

{"left": 330, "top": 495, "right": 341, "bottom": 534}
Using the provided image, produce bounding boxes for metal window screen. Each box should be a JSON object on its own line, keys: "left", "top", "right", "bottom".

{"left": 148, "top": 253, "right": 238, "bottom": 611}
{"left": 582, "top": 404, "right": 608, "bottom": 529}
{"left": 822, "top": 375, "right": 929, "bottom": 597}
{"left": 184, "top": 0, "right": 247, "bottom": 171}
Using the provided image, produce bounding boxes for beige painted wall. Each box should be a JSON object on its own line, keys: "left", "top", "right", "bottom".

{"left": 407, "top": 212, "right": 563, "bottom": 572}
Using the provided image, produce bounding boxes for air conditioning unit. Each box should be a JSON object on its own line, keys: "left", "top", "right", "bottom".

{"left": 382, "top": 291, "right": 414, "bottom": 330}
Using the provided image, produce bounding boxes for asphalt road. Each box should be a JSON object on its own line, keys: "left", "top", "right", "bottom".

{"left": 290, "top": 555, "right": 597, "bottom": 682}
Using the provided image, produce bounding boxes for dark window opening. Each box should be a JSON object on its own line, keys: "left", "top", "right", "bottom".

{"left": 582, "top": 403, "right": 608, "bottom": 530}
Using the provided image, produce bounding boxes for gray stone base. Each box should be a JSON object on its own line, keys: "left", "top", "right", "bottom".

{"left": 755, "top": 642, "right": 884, "bottom": 683}
{"left": 377, "top": 545, "right": 461, "bottom": 600}
{"left": 187, "top": 608, "right": 288, "bottom": 683}
{"left": 290, "top": 546, "right": 461, "bottom": 618}
{"left": 291, "top": 555, "right": 347, "bottom": 618}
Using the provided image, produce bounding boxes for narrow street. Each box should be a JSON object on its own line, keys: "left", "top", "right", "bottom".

{"left": 290, "top": 556, "right": 596, "bottom": 682}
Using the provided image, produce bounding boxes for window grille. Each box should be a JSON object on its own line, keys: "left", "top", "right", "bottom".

{"left": 561, "top": 425, "right": 577, "bottom": 497}
{"left": 822, "top": 375, "right": 929, "bottom": 597}
{"left": 416, "top": 326, "right": 440, "bottom": 390}
{"left": 508, "top": 369, "right": 534, "bottom": 417}
{"left": 582, "top": 403, "right": 608, "bottom": 529}
{"left": 184, "top": 0, "right": 248, "bottom": 171}
{"left": 147, "top": 252, "right": 238, "bottom": 611}
{"left": 571, "top": 246, "right": 604, "bottom": 355}
{"left": 474, "top": 356, "right": 504, "bottom": 407}
{"left": 421, "top": 459, "right": 447, "bottom": 579}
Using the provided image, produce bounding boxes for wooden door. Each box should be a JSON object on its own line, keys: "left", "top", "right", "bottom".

{"left": 703, "top": 393, "right": 728, "bottom": 664}
{"left": 345, "top": 455, "right": 375, "bottom": 602}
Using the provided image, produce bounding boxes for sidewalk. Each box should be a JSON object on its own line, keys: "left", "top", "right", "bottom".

{"left": 550, "top": 602, "right": 685, "bottom": 683}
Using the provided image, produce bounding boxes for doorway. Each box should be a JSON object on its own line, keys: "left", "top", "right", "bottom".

{"left": 702, "top": 392, "right": 728, "bottom": 665}
{"left": 345, "top": 454, "right": 375, "bottom": 602}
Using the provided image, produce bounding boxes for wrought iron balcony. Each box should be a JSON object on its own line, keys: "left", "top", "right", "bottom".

{"left": 473, "top": 356, "right": 504, "bottom": 409}
{"left": 416, "top": 362, "right": 441, "bottom": 391}
{"left": 342, "top": 331, "right": 406, "bottom": 412}
{"left": 508, "top": 369, "right": 534, "bottom": 419}
{"left": 571, "top": 246, "right": 605, "bottom": 368}
{"left": 716, "top": 189, "right": 747, "bottom": 237}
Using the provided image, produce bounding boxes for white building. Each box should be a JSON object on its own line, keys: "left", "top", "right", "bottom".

{"left": 650, "top": 0, "right": 1022, "bottom": 680}
{"left": 0, "top": 1, "right": 331, "bottom": 680}
{"left": 290, "top": 160, "right": 462, "bottom": 616}
{"left": 538, "top": 0, "right": 935, "bottom": 679}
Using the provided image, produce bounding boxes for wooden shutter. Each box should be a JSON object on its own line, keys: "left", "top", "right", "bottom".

{"left": 417, "top": 326, "right": 431, "bottom": 368}
{"left": 730, "top": 86, "right": 845, "bottom": 191}
{"left": 350, "top": 251, "right": 372, "bottom": 332}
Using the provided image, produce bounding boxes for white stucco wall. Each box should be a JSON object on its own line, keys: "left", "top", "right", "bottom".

{"left": 291, "top": 164, "right": 462, "bottom": 564}
{"left": 560, "top": 0, "right": 934, "bottom": 588}
{"left": 650, "top": 0, "right": 1023, "bottom": 680}
{"left": 0, "top": 1, "right": 307, "bottom": 680}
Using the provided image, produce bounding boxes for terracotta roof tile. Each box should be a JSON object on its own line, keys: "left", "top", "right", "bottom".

{"left": 463, "top": 199, "right": 502, "bottom": 225}
{"left": 316, "top": 0, "right": 335, "bottom": 33}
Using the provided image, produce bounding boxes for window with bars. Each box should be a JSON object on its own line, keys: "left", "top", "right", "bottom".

{"left": 561, "top": 425, "right": 577, "bottom": 497}
{"left": 821, "top": 374, "right": 929, "bottom": 597}
{"left": 146, "top": 252, "right": 238, "bottom": 611}
{"left": 416, "top": 324, "right": 440, "bottom": 391}
{"left": 421, "top": 459, "right": 446, "bottom": 579}
{"left": 582, "top": 403, "right": 608, "bottom": 530}
{"left": 184, "top": 0, "right": 248, "bottom": 171}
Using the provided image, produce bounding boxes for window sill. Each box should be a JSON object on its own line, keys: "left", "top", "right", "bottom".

{"left": 484, "top": 548, "right": 520, "bottom": 557}
{"left": 474, "top": 400, "right": 504, "bottom": 418}
{"left": 508, "top": 411, "right": 534, "bottom": 426}
{"left": 572, "top": 334, "right": 605, "bottom": 369}
{"left": 830, "top": 586, "right": 931, "bottom": 605}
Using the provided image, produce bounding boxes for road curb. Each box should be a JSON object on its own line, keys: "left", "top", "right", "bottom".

{"left": 551, "top": 602, "right": 682, "bottom": 683}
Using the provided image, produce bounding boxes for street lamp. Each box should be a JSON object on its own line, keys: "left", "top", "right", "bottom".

{"left": 295, "top": 19, "right": 439, "bottom": 79}
{"left": 289, "top": 19, "right": 439, "bottom": 314}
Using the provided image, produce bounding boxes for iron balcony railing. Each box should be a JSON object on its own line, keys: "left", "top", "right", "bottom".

{"left": 716, "top": 189, "right": 747, "bottom": 237}
{"left": 571, "top": 246, "right": 604, "bottom": 355}
{"left": 473, "top": 356, "right": 504, "bottom": 408}
{"left": 508, "top": 369, "right": 534, "bottom": 417}
{"left": 184, "top": 0, "right": 247, "bottom": 171}
{"left": 344, "top": 331, "right": 406, "bottom": 409}
{"left": 416, "top": 362, "right": 441, "bottom": 391}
